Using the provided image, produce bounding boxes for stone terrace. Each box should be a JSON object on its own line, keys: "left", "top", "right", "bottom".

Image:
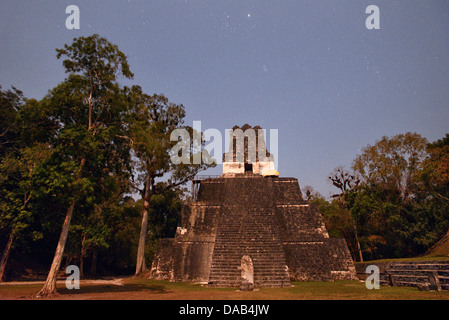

{"left": 150, "top": 173, "right": 357, "bottom": 287}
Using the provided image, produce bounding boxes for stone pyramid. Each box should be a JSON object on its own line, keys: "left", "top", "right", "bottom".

{"left": 149, "top": 125, "right": 357, "bottom": 287}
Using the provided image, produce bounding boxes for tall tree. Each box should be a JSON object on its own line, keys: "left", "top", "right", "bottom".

{"left": 349, "top": 132, "right": 430, "bottom": 259}
{"left": 0, "top": 86, "right": 23, "bottom": 157}
{"left": 421, "top": 133, "right": 449, "bottom": 202}
{"left": 0, "top": 143, "right": 52, "bottom": 281}
{"left": 352, "top": 132, "right": 428, "bottom": 201}
{"left": 328, "top": 166, "right": 363, "bottom": 261}
{"left": 36, "top": 34, "right": 134, "bottom": 297}
{"left": 127, "top": 87, "right": 214, "bottom": 275}
{"left": 328, "top": 165, "right": 360, "bottom": 198}
{"left": 0, "top": 89, "right": 56, "bottom": 281}
{"left": 419, "top": 133, "right": 449, "bottom": 256}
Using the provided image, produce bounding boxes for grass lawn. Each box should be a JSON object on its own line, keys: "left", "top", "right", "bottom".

{"left": 355, "top": 255, "right": 449, "bottom": 264}
{"left": 1, "top": 278, "right": 448, "bottom": 300}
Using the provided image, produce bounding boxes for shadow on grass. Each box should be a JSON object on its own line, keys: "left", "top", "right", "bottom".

{"left": 57, "top": 283, "right": 170, "bottom": 296}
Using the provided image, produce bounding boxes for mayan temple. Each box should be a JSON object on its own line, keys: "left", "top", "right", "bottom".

{"left": 149, "top": 124, "right": 357, "bottom": 288}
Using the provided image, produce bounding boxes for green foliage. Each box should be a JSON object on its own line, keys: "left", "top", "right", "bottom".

{"left": 56, "top": 34, "right": 133, "bottom": 86}
{"left": 0, "top": 34, "right": 206, "bottom": 279}
{"left": 0, "top": 89, "right": 54, "bottom": 238}
{"left": 352, "top": 132, "right": 428, "bottom": 200}
{"left": 0, "top": 85, "right": 24, "bottom": 157}
{"left": 148, "top": 184, "right": 183, "bottom": 239}
{"left": 323, "top": 132, "right": 449, "bottom": 261}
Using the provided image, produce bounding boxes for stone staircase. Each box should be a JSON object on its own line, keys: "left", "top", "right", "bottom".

{"left": 380, "top": 261, "right": 449, "bottom": 290}
{"left": 357, "top": 261, "right": 449, "bottom": 290}
{"left": 208, "top": 176, "right": 291, "bottom": 288}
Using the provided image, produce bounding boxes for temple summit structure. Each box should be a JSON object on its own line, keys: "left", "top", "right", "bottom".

{"left": 149, "top": 124, "right": 357, "bottom": 288}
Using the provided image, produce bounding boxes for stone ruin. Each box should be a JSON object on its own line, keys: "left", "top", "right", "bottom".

{"left": 222, "top": 124, "right": 275, "bottom": 176}
{"left": 149, "top": 124, "right": 357, "bottom": 287}
{"left": 239, "top": 256, "right": 254, "bottom": 291}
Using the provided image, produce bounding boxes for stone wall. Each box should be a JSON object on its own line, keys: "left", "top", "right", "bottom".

{"left": 149, "top": 239, "right": 175, "bottom": 280}
{"left": 170, "top": 186, "right": 223, "bottom": 283}
{"left": 283, "top": 239, "right": 357, "bottom": 281}
{"left": 172, "top": 241, "right": 215, "bottom": 283}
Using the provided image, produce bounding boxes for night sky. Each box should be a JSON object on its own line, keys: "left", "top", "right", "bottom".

{"left": 1, "top": 1, "right": 449, "bottom": 197}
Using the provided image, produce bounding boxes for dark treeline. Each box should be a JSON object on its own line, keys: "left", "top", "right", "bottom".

{"left": 0, "top": 35, "right": 213, "bottom": 296}
{"left": 307, "top": 132, "right": 449, "bottom": 262}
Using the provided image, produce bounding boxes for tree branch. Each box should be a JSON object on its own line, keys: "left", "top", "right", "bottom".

{"left": 115, "top": 135, "right": 134, "bottom": 146}
{"left": 434, "top": 191, "right": 449, "bottom": 202}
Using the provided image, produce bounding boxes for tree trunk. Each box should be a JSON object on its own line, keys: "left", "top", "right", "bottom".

{"left": 36, "top": 200, "right": 75, "bottom": 297}
{"left": 90, "top": 249, "right": 97, "bottom": 277}
{"left": 135, "top": 174, "right": 151, "bottom": 276}
{"left": 0, "top": 191, "right": 32, "bottom": 282}
{"left": 353, "top": 223, "right": 364, "bottom": 262}
{"left": 64, "top": 255, "right": 72, "bottom": 271}
{"left": 135, "top": 209, "right": 149, "bottom": 275}
{"left": 80, "top": 235, "right": 86, "bottom": 279}
{"left": 0, "top": 230, "right": 14, "bottom": 282}
{"left": 79, "top": 255, "right": 83, "bottom": 279}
